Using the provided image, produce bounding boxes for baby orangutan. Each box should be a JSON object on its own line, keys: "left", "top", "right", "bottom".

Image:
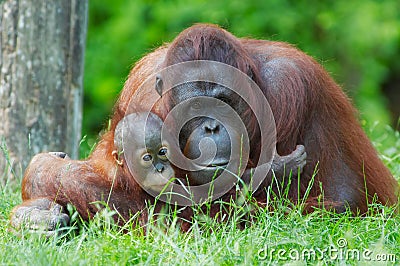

{"left": 113, "top": 112, "right": 175, "bottom": 193}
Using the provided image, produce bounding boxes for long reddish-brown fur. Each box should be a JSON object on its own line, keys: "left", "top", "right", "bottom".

{"left": 12, "top": 24, "right": 398, "bottom": 229}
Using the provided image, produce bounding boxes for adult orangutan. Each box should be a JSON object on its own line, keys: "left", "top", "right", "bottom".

{"left": 10, "top": 24, "right": 398, "bottom": 234}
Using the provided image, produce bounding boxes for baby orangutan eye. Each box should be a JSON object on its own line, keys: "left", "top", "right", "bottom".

{"left": 142, "top": 154, "right": 152, "bottom": 162}
{"left": 158, "top": 147, "right": 168, "bottom": 157}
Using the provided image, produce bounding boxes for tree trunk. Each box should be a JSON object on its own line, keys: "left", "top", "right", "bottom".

{"left": 0, "top": 0, "right": 87, "bottom": 182}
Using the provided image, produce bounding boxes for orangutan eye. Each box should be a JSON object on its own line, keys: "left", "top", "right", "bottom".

{"left": 158, "top": 147, "right": 168, "bottom": 157}
{"left": 142, "top": 154, "right": 152, "bottom": 162}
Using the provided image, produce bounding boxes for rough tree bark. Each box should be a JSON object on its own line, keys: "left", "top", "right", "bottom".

{"left": 0, "top": 0, "right": 88, "bottom": 182}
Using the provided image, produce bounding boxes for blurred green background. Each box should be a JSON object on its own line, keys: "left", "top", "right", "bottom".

{"left": 80, "top": 0, "right": 400, "bottom": 157}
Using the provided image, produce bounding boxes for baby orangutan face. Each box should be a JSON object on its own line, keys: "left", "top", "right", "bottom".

{"left": 114, "top": 112, "right": 175, "bottom": 192}
{"left": 134, "top": 136, "right": 173, "bottom": 191}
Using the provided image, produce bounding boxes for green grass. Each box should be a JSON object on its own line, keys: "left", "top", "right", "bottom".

{"left": 0, "top": 126, "right": 399, "bottom": 265}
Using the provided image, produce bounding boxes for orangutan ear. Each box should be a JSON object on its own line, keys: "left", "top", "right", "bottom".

{"left": 111, "top": 150, "right": 123, "bottom": 166}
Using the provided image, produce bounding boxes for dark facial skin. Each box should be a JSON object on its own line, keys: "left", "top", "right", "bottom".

{"left": 159, "top": 83, "right": 245, "bottom": 185}
{"left": 114, "top": 112, "right": 174, "bottom": 192}
{"left": 156, "top": 80, "right": 307, "bottom": 186}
